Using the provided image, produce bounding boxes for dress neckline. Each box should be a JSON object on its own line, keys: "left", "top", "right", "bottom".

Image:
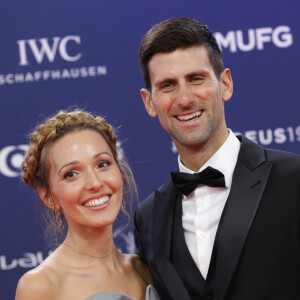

{"left": 86, "top": 284, "right": 159, "bottom": 300}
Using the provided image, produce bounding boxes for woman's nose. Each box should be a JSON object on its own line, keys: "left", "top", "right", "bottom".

{"left": 84, "top": 170, "right": 102, "bottom": 191}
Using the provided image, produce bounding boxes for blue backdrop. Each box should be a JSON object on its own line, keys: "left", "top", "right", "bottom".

{"left": 1, "top": 1, "right": 299, "bottom": 299}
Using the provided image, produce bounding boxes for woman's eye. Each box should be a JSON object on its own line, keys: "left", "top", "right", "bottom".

{"left": 97, "top": 161, "right": 111, "bottom": 169}
{"left": 63, "top": 170, "right": 78, "bottom": 179}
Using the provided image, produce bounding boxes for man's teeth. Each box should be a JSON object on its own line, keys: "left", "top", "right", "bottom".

{"left": 83, "top": 196, "right": 109, "bottom": 207}
{"left": 177, "top": 111, "right": 202, "bottom": 121}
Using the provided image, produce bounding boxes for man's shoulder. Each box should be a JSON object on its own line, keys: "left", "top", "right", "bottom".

{"left": 240, "top": 135, "right": 300, "bottom": 173}
{"left": 265, "top": 147, "right": 300, "bottom": 161}
{"left": 137, "top": 178, "right": 173, "bottom": 211}
{"left": 265, "top": 147, "right": 300, "bottom": 175}
{"left": 240, "top": 135, "right": 300, "bottom": 162}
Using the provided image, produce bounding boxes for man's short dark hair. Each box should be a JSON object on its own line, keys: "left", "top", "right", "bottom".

{"left": 139, "top": 17, "right": 224, "bottom": 91}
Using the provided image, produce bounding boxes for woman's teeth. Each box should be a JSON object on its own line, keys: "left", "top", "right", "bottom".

{"left": 83, "top": 196, "right": 109, "bottom": 207}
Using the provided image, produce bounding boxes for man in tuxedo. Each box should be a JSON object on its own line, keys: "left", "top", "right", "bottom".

{"left": 134, "top": 17, "right": 300, "bottom": 300}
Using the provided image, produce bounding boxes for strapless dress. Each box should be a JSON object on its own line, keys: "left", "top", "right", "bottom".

{"left": 86, "top": 285, "right": 160, "bottom": 300}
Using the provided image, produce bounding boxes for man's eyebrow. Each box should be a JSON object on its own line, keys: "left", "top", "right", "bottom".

{"left": 155, "top": 71, "right": 210, "bottom": 86}
{"left": 155, "top": 77, "right": 176, "bottom": 87}
{"left": 185, "top": 71, "right": 209, "bottom": 79}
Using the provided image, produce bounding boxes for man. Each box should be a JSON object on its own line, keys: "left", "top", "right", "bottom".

{"left": 134, "top": 17, "right": 300, "bottom": 300}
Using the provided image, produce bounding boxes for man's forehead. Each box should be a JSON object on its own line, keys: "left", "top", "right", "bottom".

{"left": 148, "top": 47, "right": 211, "bottom": 81}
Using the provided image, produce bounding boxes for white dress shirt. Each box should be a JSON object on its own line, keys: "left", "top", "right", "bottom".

{"left": 178, "top": 130, "right": 241, "bottom": 279}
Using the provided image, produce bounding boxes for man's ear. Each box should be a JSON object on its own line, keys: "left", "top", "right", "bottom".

{"left": 221, "top": 68, "right": 233, "bottom": 102}
{"left": 38, "top": 188, "right": 55, "bottom": 210}
{"left": 140, "top": 88, "right": 157, "bottom": 118}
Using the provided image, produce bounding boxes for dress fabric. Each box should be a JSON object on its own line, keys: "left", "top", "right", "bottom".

{"left": 86, "top": 285, "right": 160, "bottom": 300}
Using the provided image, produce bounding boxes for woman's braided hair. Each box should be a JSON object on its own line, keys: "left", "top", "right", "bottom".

{"left": 21, "top": 109, "right": 136, "bottom": 243}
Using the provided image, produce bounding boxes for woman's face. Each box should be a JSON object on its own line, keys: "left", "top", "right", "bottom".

{"left": 43, "top": 129, "right": 123, "bottom": 231}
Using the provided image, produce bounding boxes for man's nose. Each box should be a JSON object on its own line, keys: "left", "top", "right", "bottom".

{"left": 176, "top": 84, "right": 193, "bottom": 107}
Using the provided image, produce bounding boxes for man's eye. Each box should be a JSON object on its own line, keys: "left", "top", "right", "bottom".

{"left": 191, "top": 76, "right": 203, "bottom": 82}
{"left": 160, "top": 82, "right": 174, "bottom": 90}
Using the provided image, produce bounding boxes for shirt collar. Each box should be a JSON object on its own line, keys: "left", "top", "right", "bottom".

{"left": 178, "top": 129, "right": 241, "bottom": 188}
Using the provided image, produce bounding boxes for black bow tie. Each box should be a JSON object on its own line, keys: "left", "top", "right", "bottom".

{"left": 171, "top": 166, "right": 226, "bottom": 197}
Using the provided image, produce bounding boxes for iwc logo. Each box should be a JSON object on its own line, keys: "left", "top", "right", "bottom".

{"left": 17, "top": 35, "right": 82, "bottom": 66}
{"left": 0, "top": 35, "right": 107, "bottom": 85}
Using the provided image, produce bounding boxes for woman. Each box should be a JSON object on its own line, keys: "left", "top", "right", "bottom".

{"left": 15, "top": 110, "right": 159, "bottom": 300}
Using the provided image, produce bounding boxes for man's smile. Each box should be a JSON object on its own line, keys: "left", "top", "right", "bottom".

{"left": 175, "top": 110, "right": 202, "bottom": 121}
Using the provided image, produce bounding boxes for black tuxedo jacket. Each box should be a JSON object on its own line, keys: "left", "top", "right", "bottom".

{"left": 134, "top": 136, "right": 300, "bottom": 300}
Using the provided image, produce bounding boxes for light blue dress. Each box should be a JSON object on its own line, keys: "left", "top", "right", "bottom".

{"left": 86, "top": 285, "right": 160, "bottom": 300}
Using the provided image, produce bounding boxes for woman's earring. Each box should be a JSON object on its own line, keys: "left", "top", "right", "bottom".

{"left": 55, "top": 207, "right": 64, "bottom": 231}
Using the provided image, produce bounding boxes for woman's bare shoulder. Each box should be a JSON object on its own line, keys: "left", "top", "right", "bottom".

{"left": 15, "top": 262, "right": 61, "bottom": 300}
{"left": 127, "top": 253, "right": 153, "bottom": 285}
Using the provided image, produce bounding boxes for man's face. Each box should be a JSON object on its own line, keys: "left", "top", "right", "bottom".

{"left": 141, "top": 46, "right": 233, "bottom": 154}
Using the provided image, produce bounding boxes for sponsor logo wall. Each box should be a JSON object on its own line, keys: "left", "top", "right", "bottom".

{"left": 1, "top": 1, "right": 299, "bottom": 299}
{"left": 1, "top": 34, "right": 107, "bottom": 85}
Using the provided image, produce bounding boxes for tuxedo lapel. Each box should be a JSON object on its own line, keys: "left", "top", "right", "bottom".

{"left": 213, "top": 136, "right": 273, "bottom": 300}
{"left": 152, "top": 179, "right": 192, "bottom": 300}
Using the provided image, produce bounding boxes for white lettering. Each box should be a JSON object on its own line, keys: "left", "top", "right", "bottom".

{"left": 18, "top": 253, "right": 38, "bottom": 268}
{"left": 296, "top": 126, "right": 300, "bottom": 142}
{"left": 0, "top": 75, "right": 5, "bottom": 85}
{"left": 17, "top": 39, "right": 29, "bottom": 66}
{"left": 36, "top": 251, "right": 45, "bottom": 264}
{"left": 274, "top": 128, "right": 286, "bottom": 143}
{"left": 34, "top": 71, "right": 42, "bottom": 81}
{"left": 70, "top": 68, "right": 80, "bottom": 78}
{"left": 171, "top": 141, "right": 178, "bottom": 153}
{"left": 272, "top": 26, "right": 293, "bottom": 48}
{"left": 244, "top": 130, "right": 258, "bottom": 143}
{"left": 17, "top": 35, "right": 82, "bottom": 66}
{"left": 61, "top": 69, "right": 71, "bottom": 79}
{"left": 258, "top": 129, "right": 273, "bottom": 145}
{"left": 0, "top": 251, "right": 52, "bottom": 270}
{"left": 236, "top": 29, "right": 256, "bottom": 52}
{"left": 80, "top": 67, "right": 88, "bottom": 77}
{"left": 25, "top": 72, "right": 34, "bottom": 82}
{"left": 0, "top": 256, "right": 18, "bottom": 270}
{"left": 88, "top": 66, "right": 96, "bottom": 76}
{"left": 0, "top": 65, "right": 107, "bottom": 85}
{"left": 58, "top": 35, "right": 82, "bottom": 62}
{"left": 52, "top": 70, "right": 61, "bottom": 79}
{"left": 233, "top": 126, "right": 300, "bottom": 147}
{"left": 28, "top": 37, "right": 60, "bottom": 64}
{"left": 214, "top": 25, "right": 293, "bottom": 53}
{"left": 43, "top": 70, "right": 50, "bottom": 80}
{"left": 97, "top": 66, "right": 107, "bottom": 75}
{"left": 214, "top": 31, "right": 237, "bottom": 52}
{"left": 6, "top": 74, "right": 14, "bottom": 84}
{"left": 286, "top": 127, "right": 295, "bottom": 142}
{"left": 15, "top": 73, "right": 24, "bottom": 83}
{"left": 256, "top": 27, "right": 272, "bottom": 50}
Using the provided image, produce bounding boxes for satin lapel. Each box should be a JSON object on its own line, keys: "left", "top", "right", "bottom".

{"left": 214, "top": 136, "right": 273, "bottom": 300}
{"left": 152, "top": 179, "right": 192, "bottom": 300}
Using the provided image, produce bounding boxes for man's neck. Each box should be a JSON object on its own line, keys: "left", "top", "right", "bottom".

{"left": 176, "top": 132, "right": 229, "bottom": 172}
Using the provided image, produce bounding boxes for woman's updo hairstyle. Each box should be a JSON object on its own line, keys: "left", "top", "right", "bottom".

{"left": 21, "top": 109, "right": 136, "bottom": 242}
